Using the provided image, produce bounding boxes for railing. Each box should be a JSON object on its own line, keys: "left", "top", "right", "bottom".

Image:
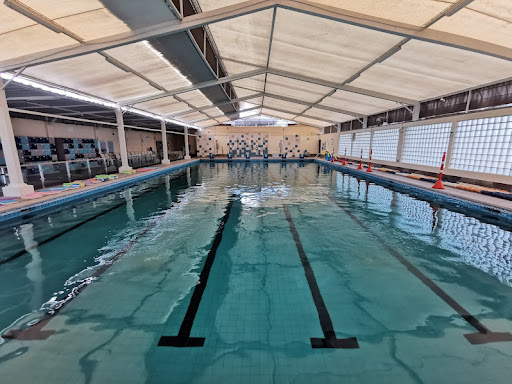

{"left": 0, "top": 153, "right": 160, "bottom": 191}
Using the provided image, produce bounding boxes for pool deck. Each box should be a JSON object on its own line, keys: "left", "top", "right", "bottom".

{"left": 1, "top": 158, "right": 511, "bottom": 223}
{"left": 0, "top": 159, "right": 199, "bottom": 221}
{"left": 318, "top": 159, "right": 512, "bottom": 215}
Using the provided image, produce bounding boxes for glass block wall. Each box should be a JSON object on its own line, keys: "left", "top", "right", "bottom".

{"left": 372, "top": 128, "right": 399, "bottom": 161}
{"left": 338, "top": 133, "right": 352, "bottom": 156}
{"left": 352, "top": 132, "right": 371, "bottom": 158}
{"left": 401, "top": 123, "right": 451, "bottom": 167}
{"left": 450, "top": 116, "right": 512, "bottom": 176}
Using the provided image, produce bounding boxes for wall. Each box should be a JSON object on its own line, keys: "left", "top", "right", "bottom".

{"left": 323, "top": 106, "right": 512, "bottom": 187}
{"left": 9, "top": 118, "right": 189, "bottom": 155}
{"left": 197, "top": 125, "right": 321, "bottom": 157}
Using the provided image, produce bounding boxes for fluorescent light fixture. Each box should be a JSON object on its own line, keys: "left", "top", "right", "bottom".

{"left": 0, "top": 72, "right": 200, "bottom": 130}
{"left": 142, "top": 40, "right": 191, "bottom": 86}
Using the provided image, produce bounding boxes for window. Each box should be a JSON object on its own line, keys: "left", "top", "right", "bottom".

{"left": 401, "top": 123, "right": 451, "bottom": 167}
{"left": 338, "top": 134, "right": 352, "bottom": 156}
{"left": 372, "top": 128, "right": 399, "bottom": 161}
{"left": 450, "top": 115, "right": 512, "bottom": 176}
{"left": 352, "top": 132, "right": 371, "bottom": 158}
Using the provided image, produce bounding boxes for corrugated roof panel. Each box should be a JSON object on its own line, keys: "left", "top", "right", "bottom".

{"left": 0, "top": 25, "right": 78, "bottom": 63}
{"left": 265, "top": 74, "right": 332, "bottom": 103}
{"left": 269, "top": 9, "right": 404, "bottom": 83}
{"left": 204, "top": 107, "right": 224, "bottom": 117}
{"left": 230, "top": 74, "right": 266, "bottom": 92}
{"left": 350, "top": 39, "right": 512, "bottom": 100}
{"left": 431, "top": 0, "right": 512, "bottom": 49}
{"left": 178, "top": 90, "right": 212, "bottom": 107}
{"left": 305, "top": 0, "right": 453, "bottom": 26}
{"left": 223, "top": 60, "right": 263, "bottom": 76}
{"left": 306, "top": 108, "right": 353, "bottom": 123}
{"left": 261, "top": 108, "right": 296, "bottom": 121}
{"left": 263, "top": 96, "right": 307, "bottom": 114}
{"left": 104, "top": 42, "right": 192, "bottom": 91}
{"left": 23, "top": 53, "right": 161, "bottom": 102}
{"left": 197, "top": 119, "right": 219, "bottom": 127}
{"left": 295, "top": 116, "right": 332, "bottom": 127}
{"left": 179, "top": 111, "right": 207, "bottom": 122}
{"left": 137, "top": 97, "right": 190, "bottom": 115}
{"left": 319, "top": 90, "right": 399, "bottom": 115}
{"left": 233, "top": 86, "right": 259, "bottom": 98}
{"left": 198, "top": 0, "right": 452, "bottom": 26}
{"left": 216, "top": 116, "right": 231, "bottom": 123}
{"left": 206, "top": 10, "right": 274, "bottom": 68}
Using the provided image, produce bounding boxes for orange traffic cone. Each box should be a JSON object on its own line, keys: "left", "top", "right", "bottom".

{"left": 357, "top": 149, "right": 363, "bottom": 169}
{"left": 432, "top": 152, "right": 446, "bottom": 189}
{"left": 366, "top": 149, "right": 373, "bottom": 172}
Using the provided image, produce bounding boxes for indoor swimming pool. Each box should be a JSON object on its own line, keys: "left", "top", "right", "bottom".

{"left": 0, "top": 162, "right": 511, "bottom": 384}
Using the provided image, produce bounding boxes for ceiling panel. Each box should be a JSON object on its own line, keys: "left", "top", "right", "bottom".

{"left": 431, "top": 0, "right": 512, "bottom": 49}
{"left": 230, "top": 74, "right": 266, "bottom": 93}
{"left": 265, "top": 74, "right": 333, "bottom": 103}
{"left": 263, "top": 96, "right": 307, "bottom": 114}
{"left": 294, "top": 116, "right": 332, "bottom": 127}
{"left": 197, "top": 0, "right": 452, "bottom": 26}
{"left": 105, "top": 42, "right": 192, "bottom": 91}
{"left": 269, "top": 9, "right": 404, "bottom": 83}
{"left": 261, "top": 108, "right": 296, "bottom": 121}
{"left": 24, "top": 53, "right": 161, "bottom": 102}
{"left": 350, "top": 39, "right": 512, "bottom": 100}
{"left": 306, "top": 108, "right": 352, "bottom": 123}
{"left": 206, "top": 9, "right": 274, "bottom": 69}
{"left": 319, "top": 90, "right": 399, "bottom": 115}
{"left": 137, "top": 97, "right": 191, "bottom": 115}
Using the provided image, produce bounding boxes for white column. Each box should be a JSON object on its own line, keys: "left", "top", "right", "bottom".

{"left": 362, "top": 116, "right": 368, "bottom": 129}
{"left": 184, "top": 127, "right": 191, "bottom": 159}
{"left": 115, "top": 106, "right": 132, "bottom": 172}
{"left": 412, "top": 102, "right": 421, "bottom": 121}
{"left": 161, "top": 119, "right": 170, "bottom": 165}
{"left": 0, "top": 84, "right": 34, "bottom": 197}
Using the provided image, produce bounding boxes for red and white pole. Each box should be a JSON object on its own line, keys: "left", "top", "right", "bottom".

{"left": 432, "top": 151, "right": 446, "bottom": 189}
{"left": 366, "top": 149, "right": 373, "bottom": 172}
{"left": 342, "top": 148, "right": 347, "bottom": 165}
{"left": 357, "top": 149, "right": 363, "bottom": 169}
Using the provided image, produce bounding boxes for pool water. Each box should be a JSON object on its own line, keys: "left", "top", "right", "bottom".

{"left": 0, "top": 162, "right": 511, "bottom": 383}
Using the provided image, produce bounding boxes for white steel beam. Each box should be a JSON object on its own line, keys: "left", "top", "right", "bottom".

{"left": 123, "top": 68, "right": 266, "bottom": 106}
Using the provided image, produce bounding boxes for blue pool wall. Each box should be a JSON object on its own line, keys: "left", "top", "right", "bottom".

{"left": 0, "top": 158, "right": 511, "bottom": 228}
{"left": 317, "top": 159, "right": 512, "bottom": 226}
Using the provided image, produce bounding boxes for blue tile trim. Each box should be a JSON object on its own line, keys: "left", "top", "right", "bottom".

{"left": 200, "top": 158, "right": 315, "bottom": 163}
{"left": 0, "top": 160, "right": 200, "bottom": 225}
{"left": 316, "top": 159, "right": 512, "bottom": 226}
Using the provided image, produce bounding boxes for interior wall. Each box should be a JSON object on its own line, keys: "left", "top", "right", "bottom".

{"left": 198, "top": 125, "right": 321, "bottom": 156}
{"left": 9, "top": 118, "right": 188, "bottom": 155}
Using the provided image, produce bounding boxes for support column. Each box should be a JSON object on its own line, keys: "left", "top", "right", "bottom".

{"left": 0, "top": 84, "right": 34, "bottom": 197}
{"left": 412, "top": 102, "right": 421, "bottom": 121}
{"left": 115, "top": 106, "right": 132, "bottom": 173}
{"left": 362, "top": 116, "right": 368, "bottom": 129}
{"left": 184, "top": 127, "right": 191, "bottom": 159}
{"left": 161, "top": 119, "right": 170, "bottom": 165}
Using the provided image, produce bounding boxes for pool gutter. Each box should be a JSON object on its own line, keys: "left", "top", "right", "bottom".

{"left": 317, "top": 159, "right": 512, "bottom": 226}
{"left": 0, "top": 159, "right": 200, "bottom": 225}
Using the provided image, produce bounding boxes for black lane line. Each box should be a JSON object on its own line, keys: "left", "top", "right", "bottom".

{"left": 159, "top": 198, "right": 235, "bottom": 348}
{"left": 0, "top": 184, "right": 163, "bottom": 266}
{"left": 3, "top": 203, "right": 174, "bottom": 340}
{"left": 284, "top": 205, "right": 359, "bottom": 349}
{"left": 329, "top": 195, "right": 512, "bottom": 345}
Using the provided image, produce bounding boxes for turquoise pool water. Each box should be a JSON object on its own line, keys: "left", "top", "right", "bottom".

{"left": 0, "top": 162, "right": 511, "bottom": 383}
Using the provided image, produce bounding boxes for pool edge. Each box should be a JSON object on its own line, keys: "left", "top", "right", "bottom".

{"left": 0, "top": 159, "right": 200, "bottom": 225}
{"left": 317, "top": 159, "right": 512, "bottom": 226}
